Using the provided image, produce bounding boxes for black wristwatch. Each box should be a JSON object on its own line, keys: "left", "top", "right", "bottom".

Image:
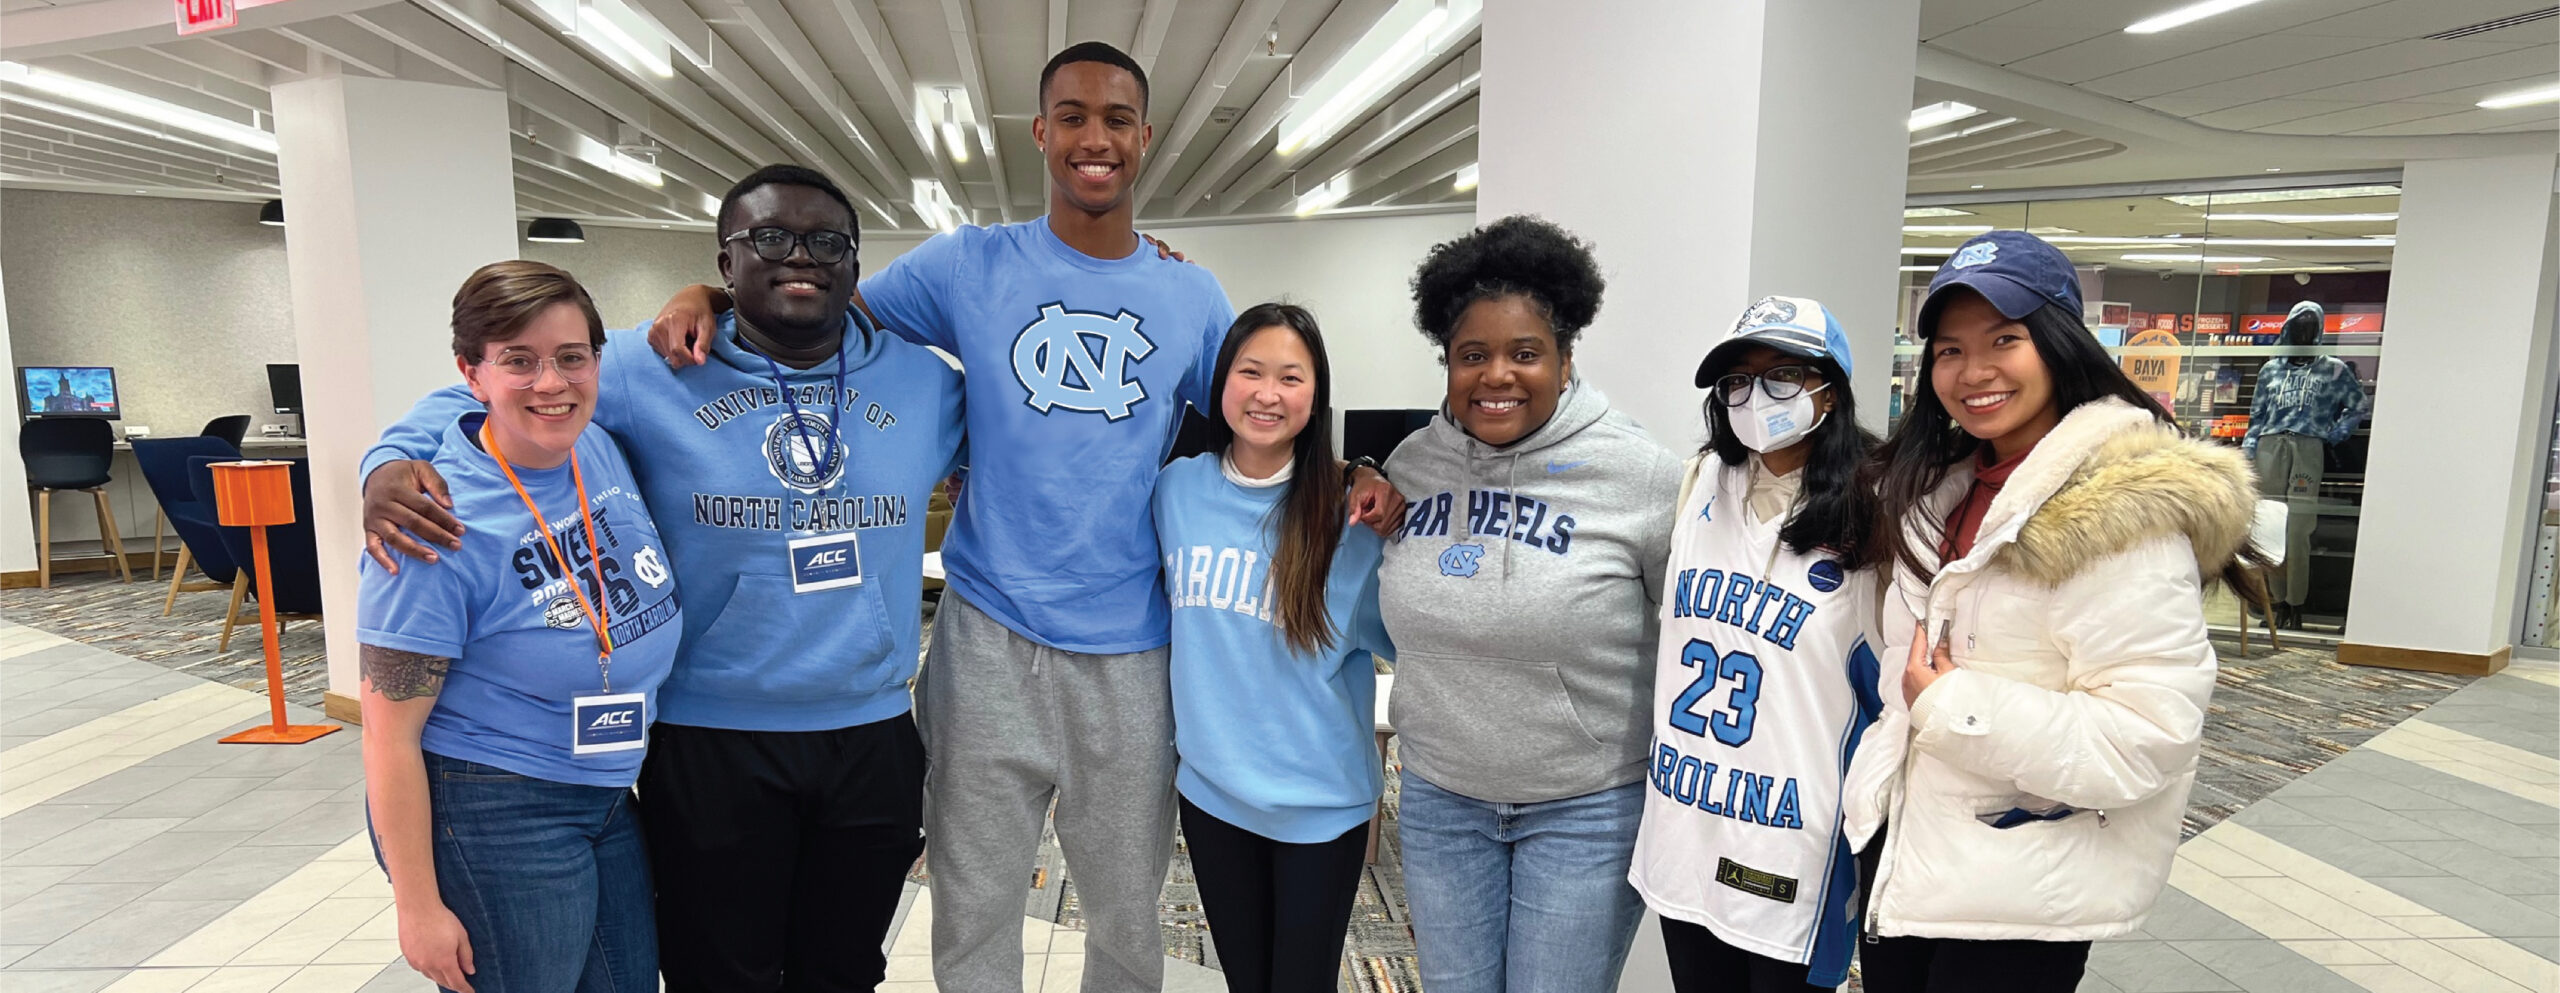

{"left": 1348, "top": 455, "right": 1387, "bottom": 479}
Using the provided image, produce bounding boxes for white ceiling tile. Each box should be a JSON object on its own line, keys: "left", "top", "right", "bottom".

{"left": 2006, "top": 29, "right": 2249, "bottom": 84}
{"left": 2191, "top": 98, "right": 2369, "bottom": 129}
{"left": 2346, "top": 106, "right": 2555, "bottom": 133}
{"left": 2152, "top": 38, "right": 2534, "bottom": 103}
{"left": 2077, "top": 33, "right": 2390, "bottom": 100}
{"left": 2310, "top": 46, "right": 2560, "bottom": 105}
{"left": 1927, "top": 22, "right": 2105, "bottom": 64}
{"left": 2291, "top": 0, "right": 2558, "bottom": 39}
{"left": 1919, "top": 0, "right": 2045, "bottom": 38}
{"left": 2253, "top": 101, "right": 2478, "bottom": 133}
{"left": 2138, "top": 94, "right": 2256, "bottom": 116}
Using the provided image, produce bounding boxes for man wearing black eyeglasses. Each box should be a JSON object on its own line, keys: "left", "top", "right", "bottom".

{"left": 356, "top": 165, "right": 965, "bottom": 993}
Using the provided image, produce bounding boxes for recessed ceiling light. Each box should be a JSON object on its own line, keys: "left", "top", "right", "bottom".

{"left": 2123, "top": 253, "right": 2269, "bottom": 263}
{"left": 1907, "top": 101, "right": 1979, "bottom": 132}
{"left": 1969, "top": 184, "right": 1986, "bottom": 189}
{"left": 2478, "top": 82, "right": 2560, "bottom": 109}
{"left": 2264, "top": 167, "right": 2282, "bottom": 172}
{"left": 2126, "top": 0, "right": 2272, "bottom": 34}
{"left": 2165, "top": 186, "right": 2397, "bottom": 207}
{"left": 1904, "top": 207, "right": 1974, "bottom": 218}
{"left": 1903, "top": 224, "right": 1994, "bottom": 235}
{"left": 1899, "top": 265, "right": 1940, "bottom": 272}
{"left": 2205, "top": 212, "right": 2397, "bottom": 223}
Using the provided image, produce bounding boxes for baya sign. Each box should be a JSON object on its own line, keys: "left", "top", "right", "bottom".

{"left": 2120, "top": 328, "right": 2182, "bottom": 409}
{"left": 176, "top": 0, "right": 236, "bottom": 35}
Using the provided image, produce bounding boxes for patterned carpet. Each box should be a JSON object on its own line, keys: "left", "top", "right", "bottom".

{"left": 3, "top": 575, "right": 2474, "bottom": 991}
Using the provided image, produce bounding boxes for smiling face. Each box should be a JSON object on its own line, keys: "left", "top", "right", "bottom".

{"left": 1446, "top": 294, "right": 1570, "bottom": 446}
{"left": 1929, "top": 289, "right": 2059, "bottom": 460}
{"left": 717, "top": 183, "right": 858, "bottom": 342}
{"left": 459, "top": 301, "right": 597, "bottom": 468}
{"left": 1220, "top": 324, "right": 1317, "bottom": 458}
{"left": 1033, "top": 61, "right": 1150, "bottom": 218}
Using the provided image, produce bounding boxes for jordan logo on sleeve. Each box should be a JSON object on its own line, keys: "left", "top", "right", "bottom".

{"left": 1011, "top": 303, "right": 1155, "bottom": 420}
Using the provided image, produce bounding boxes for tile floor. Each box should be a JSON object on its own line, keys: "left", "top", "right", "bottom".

{"left": 1, "top": 614, "right": 2552, "bottom": 993}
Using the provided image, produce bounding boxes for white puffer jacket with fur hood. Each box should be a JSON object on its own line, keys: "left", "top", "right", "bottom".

{"left": 1840, "top": 397, "right": 2256, "bottom": 942}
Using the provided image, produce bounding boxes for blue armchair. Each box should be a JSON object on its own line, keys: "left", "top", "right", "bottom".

{"left": 132, "top": 436, "right": 241, "bottom": 613}
{"left": 189, "top": 456, "right": 324, "bottom": 651}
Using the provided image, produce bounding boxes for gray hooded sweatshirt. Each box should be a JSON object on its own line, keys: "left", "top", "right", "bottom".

{"left": 1379, "top": 376, "right": 1681, "bottom": 804}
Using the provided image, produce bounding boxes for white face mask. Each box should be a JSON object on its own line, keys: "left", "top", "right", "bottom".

{"left": 1731, "top": 383, "right": 1830, "bottom": 453}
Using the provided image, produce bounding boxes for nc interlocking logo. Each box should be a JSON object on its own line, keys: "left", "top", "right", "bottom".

{"left": 1950, "top": 242, "right": 1999, "bottom": 269}
{"left": 1439, "top": 543, "right": 1485, "bottom": 578}
{"left": 632, "top": 545, "right": 669, "bottom": 588}
{"left": 1012, "top": 303, "right": 1155, "bottom": 421}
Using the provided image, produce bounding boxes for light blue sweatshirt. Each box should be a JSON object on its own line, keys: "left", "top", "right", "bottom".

{"left": 1152, "top": 453, "right": 1392, "bottom": 843}
{"left": 363, "top": 313, "right": 965, "bottom": 732}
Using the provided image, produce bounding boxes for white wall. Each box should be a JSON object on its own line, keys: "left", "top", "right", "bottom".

{"left": 0, "top": 262, "right": 34, "bottom": 574}
{"left": 2345, "top": 152, "right": 2560, "bottom": 659}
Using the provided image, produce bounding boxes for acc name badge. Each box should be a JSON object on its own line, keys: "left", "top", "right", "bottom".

{"left": 571, "top": 693, "right": 645, "bottom": 755}
{"left": 788, "top": 532, "right": 863, "bottom": 594}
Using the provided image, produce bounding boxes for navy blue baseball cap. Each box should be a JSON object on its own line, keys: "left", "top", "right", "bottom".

{"left": 1917, "top": 230, "right": 2083, "bottom": 337}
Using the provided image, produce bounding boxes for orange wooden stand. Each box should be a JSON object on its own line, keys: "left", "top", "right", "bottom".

{"left": 211, "top": 461, "right": 341, "bottom": 745}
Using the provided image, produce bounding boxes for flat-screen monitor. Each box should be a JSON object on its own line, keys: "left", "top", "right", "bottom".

{"left": 18, "top": 366, "right": 120, "bottom": 419}
{"left": 1342, "top": 408, "right": 1436, "bottom": 466}
{"left": 267, "top": 364, "right": 302, "bottom": 415}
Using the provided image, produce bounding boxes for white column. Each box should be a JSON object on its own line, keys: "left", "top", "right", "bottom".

{"left": 271, "top": 72, "right": 517, "bottom": 710}
{"left": 0, "top": 264, "right": 37, "bottom": 578}
{"left": 1476, "top": 0, "right": 1919, "bottom": 449}
{"left": 2342, "top": 153, "right": 2560, "bottom": 672}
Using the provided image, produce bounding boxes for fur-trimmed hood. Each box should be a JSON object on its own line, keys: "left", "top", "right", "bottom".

{"left": 1962, "top": 398, "right": 2258, "bottom": 587}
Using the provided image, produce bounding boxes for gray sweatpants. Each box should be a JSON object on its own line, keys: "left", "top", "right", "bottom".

{"left": 915, "top": 592, "right": 1177, "bottom": 993}
{"left": 2253, "top": 432, "right": 2325, "bottom": 606}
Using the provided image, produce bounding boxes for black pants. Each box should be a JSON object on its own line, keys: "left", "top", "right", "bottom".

{"left": 637, "top": 717, "right": 928, "bottom": 993}
{"left": 1857, "top": 934, "right": 2091, "bottom": 992}
{"left": 1660, "top": 917, "right": 1833, "bottom": 992}
{"left": 1177, "top": 795, "right": 1367, "bottom": 993}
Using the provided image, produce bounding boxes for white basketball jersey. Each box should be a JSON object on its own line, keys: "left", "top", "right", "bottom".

{"left": 1628, "top": 459, "right": 1880, "bottom": 981}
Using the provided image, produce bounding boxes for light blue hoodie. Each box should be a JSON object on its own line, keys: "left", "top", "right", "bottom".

{"left": 1153, "top": 453, "right": 1392, "bottom": 843}
{"left": 363, "top": 313, "right": 964, "bottom": 732}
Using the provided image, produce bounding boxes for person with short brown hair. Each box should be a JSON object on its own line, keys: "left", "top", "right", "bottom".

{"left": 359, "top": 259, "right": 684, "bottom": 993}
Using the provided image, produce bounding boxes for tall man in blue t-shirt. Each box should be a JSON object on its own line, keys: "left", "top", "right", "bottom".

{"left": 360, "top": 167, "right": 966, "bottom": 993}
{"left": 648, "top": 42, "right": 1394, "bottom": 993}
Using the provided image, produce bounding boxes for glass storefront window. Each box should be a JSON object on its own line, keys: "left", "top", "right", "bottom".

{"left": 1893, "top": 184, "right": 2396, "bottom": 639}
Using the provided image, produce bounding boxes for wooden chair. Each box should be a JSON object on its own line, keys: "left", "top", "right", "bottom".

{"left": 20, "top": 418, "right": 131, "bottom": 588}
{"left": 2238, "top": 498, "right": 2287, "bottom": 654}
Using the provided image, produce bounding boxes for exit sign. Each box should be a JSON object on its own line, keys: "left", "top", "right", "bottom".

{"left": 176, "top": 0, "right": 235, "bottom": 35}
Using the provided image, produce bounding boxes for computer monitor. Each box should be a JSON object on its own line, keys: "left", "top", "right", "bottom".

{"left": 1342, "top": 408, "right": 1436, "bottom": 465}
{"left": 18, "top": 366, "right": 120, "bottom": 419}
{"left": 267, "top": 364, "right": 302, "bottom": 415}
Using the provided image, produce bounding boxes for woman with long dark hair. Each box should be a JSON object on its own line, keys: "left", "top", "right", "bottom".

{"left": 1628, "top": 295, "right": 1883, "bottom": 992}
{"left": 1152, "top": 302, "right": 1393, "bottom": 993}
{"left": 1840, "top": 232, "right": 2266, "bottom": 992}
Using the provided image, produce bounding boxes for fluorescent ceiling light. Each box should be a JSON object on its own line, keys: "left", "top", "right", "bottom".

{"left": 911, "top": 178, "right": 967, "bottom": 232}
{"left": 920, "top": 87, "right": 976, "bottom": 164}
{"left": 0, "top": 61, "right": 277, "bottom": 153}
{"left": 2123, "top": 253, "right": 2269, "bottom": 263}
{"left": 570, "top": 133, "right": 662, "bottom": 188}
{"left": 1295, "top": 172, "right": 1351, "bottom": 216}
{"left": 1276, "top": 0, "right": 1480, "bottom": 156}
{"left": 1904, "top": 207, "right": 1972, "bottom": 218}
{"left": 1901, "top": 246, "right": 1959, "bottom": 256}
{"left": 1906, "top": 101, "right": 1979, "bottom": 132}
{"left": 1903, "top": 224, "right": 1992, "bottom": 235}
{"left": 2220, "top": 265, "right": 2356, "bottom": 274}
{"left": 2026, "top": 226, "right": 2081, "bottom": 236}
{"left": 2164, "top": 186, "right": 2397, "bottom": 207}
{"left": 1452, "top": 163, "right": 1478, "bottom": 192}
{"left": 1909, "top": 115, "right": 2018, "bottom": 149}
{"left": 2126, "top": 0, "right": 2271, "bottom": 34}
{"left": 1900, "top": 265, "right": 1940, "bottom": 272}
{"left": 2205, "top": 212, "right": 2397, "bottom": 223}
{"left": 2042, "top": 234, "right": 2392, "bottom": 248}
{"left": 700, "top": 194, "right": 720, "bottom": 217}
{"left": 576, "top": 0, "right": 674, "bottom": 78}
{"left": 941, "top": 121, "right": 971, "bottom": 164}
{"left": 2478, "top": 82, "right": 2560, "bottom": 109}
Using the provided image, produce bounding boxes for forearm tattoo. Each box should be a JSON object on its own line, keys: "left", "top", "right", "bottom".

{"left": 362, "top": 645, "right": 451, "bottom": 702}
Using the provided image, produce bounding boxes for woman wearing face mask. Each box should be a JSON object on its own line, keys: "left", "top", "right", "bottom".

{"left": 1376, "top": 215, "right": 1683, "bottom": 992}
{"left": 1839, "top": 232, "right": 2266, "bottom": 992}
{"left": 1152, "top": 303, "right": 1393, "bottom": 993}
{"left": 1628, "top": 296, "right": 1883, "bottom": 992}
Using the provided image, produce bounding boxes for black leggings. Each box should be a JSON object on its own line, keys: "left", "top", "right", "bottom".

{"left": 1660, "top": 916, "right": 1833, "bottom": 992}
{"left": 1177, "top": 795, "right": 1368, "bottom": 993}
{"left": 1857, "top": 934, "right": 2092, "bottom": 992}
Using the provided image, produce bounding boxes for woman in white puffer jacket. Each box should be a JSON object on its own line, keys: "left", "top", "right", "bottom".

{"left": 1842, "top": 231, "right": 2264, "bottom": 992}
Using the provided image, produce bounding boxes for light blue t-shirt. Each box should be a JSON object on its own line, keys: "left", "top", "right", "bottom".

{"left": 1153, "top": 454, "right": 1392, "bottom": 843}
{"left": 358, "top": 414, "right": 682, "bottom": 788}
{"left": 861, "top": 219, "right": 1236, "bottom": 654}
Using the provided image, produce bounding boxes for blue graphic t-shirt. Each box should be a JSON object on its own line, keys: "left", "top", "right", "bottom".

{"left": 358, "top": 414, "right": 682, "bottom": 788}
{"left": 860, "top": 219, "right": 1235, "bottom": 654}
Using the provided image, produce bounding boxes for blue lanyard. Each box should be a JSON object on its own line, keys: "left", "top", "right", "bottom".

{"left": 755, "top": 343, "right": 849, "bottom": 490}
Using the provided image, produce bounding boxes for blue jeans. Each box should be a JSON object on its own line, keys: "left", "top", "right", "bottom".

{"left": 379, "top": 753, "right": 657, "bottom": 993}
{"left": 1396, "top": 768, "right": 1646, "bottom": 993}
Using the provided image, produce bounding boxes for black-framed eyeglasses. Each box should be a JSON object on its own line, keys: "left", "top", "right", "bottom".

{"left": 723, "top": 226, "right": 854, "bottom": 264}
{"left": 1715, "top": 365, "right": 1818, "bottom": 406}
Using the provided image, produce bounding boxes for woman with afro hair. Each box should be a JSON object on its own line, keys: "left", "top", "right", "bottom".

{"left": 1373, "top": 214, "right": 1682, "bottom": 991}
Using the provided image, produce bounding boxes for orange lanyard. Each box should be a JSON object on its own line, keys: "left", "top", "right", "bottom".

{"left": 481, "top": 422, "right": 616, "bottom": 686}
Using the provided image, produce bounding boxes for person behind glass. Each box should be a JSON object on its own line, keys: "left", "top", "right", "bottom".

{"left": 1629, "top": 296, "right": 1884, "bottom": 992}
{"left": 358, "top": 261, "right": 682, "bottom": 993}
{"left": 2241, "top": 300, "right": 2368, "bottom": 630}
{"left": 1839, "top": 231, "right": 2268, "bottom": 992}
{"left": 1152, "top": 303, "right": 1395, "bottom": 993}
{"left": 1375, "top": 215, "right": 1682, "bottom": 992}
